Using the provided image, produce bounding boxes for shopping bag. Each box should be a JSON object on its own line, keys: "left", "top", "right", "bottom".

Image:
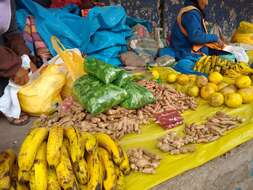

{"left": 18, "top": 64, "right": 66, "bottom": 116}
{"left": 231, "top": 21, "right": 253, "bottom": 45}
{"left": 51, "top": 36, "right": 85, "bottom": 98}
{"left": 223, "top": 45, "right": 249, "bottom": 63}
{"left": 247, "top": 50, "right": 253, "bottom": 63}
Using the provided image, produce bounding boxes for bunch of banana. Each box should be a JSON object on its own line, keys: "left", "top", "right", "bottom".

{"left": 194, "top": 55, "right": 253, "bottom": 77}
{"left": 14, "top": 126, "right": 130, "bottom": 190}
{"left": 0, "top": 149, "right": 16, "bottom": 189}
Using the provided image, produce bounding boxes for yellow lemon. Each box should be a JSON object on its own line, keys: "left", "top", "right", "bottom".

{"left": 196, "top": 75, "right": 208, "bottom": 88}
{"left": 167, "top": 73, "right": 177, "bottom": 83}
{"left": 208, "top": 72, "right": 223, "bottom": 84}
{"left": 187, "top": 86, "right": 199, "bottom": 97}
{"left": 225, "top": 93, "right": 243, "bottom": 108}
{"left": 220, "top": 84, "right": 237, "bottom": 96}
{"left": 238, "top": 87, "right": 253, "bottom": 103}
{"left": 217, "top": 82, "right": 229, "bottom": 91}
{"left": 152, "top": 70, "right": 160, "bottom": 80}
{"left": 235, "top": 75, "right": 251, "bottom": 89}
{"left": 208, "top": 92, "right": 224, "bottom": 107}
{"left": 188, "top": 75, "right": 197, "bottom": 83}
{"left": 177, "top": 74, "right": 189, "bottom": 85}
{"left": 200, "top": 86, "right": 216, "bottom": 100}
{"left": 206, "top": 83, "right": 218, "bottom": 91}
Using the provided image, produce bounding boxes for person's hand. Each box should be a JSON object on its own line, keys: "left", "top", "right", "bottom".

{"left": 217, "top": 39, "right": 225, "bottom": 48}
{"left": 12, "top": 67, "right": 29, "bottom": 86}
{"left": 30, "top": 61, "right": 37, "bottom": 73}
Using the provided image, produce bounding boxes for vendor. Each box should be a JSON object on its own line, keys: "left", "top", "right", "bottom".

{"left": 170, "top": 0, "right": 224, "bottom": 75}
{"left": 0, "top": 0, "right": 37, "bottom": 125}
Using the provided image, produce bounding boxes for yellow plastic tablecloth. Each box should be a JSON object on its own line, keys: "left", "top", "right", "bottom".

{"left": 120, "top": 100, "right": 253, "bottom": 190}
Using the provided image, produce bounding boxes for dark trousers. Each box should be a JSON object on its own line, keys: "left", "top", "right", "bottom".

{"left": 0, "top": 78, "right": 9, "bottom": 97}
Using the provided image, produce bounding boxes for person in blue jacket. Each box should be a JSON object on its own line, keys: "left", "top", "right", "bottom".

{"left": 170, "top": 0, "right": 224, "bottom": 75}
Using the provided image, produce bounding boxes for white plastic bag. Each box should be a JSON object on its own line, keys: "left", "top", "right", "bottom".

{"left": 0, "top": 81, "right": 21, "bottom": 118}
{"left": 223, "top": 45, "right": 249, "bottom": 63}
{"left": 0, "top": 54, "right": 32, "bottom": 118}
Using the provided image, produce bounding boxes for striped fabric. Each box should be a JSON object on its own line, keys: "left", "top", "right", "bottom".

{"left": 22, "top": 16, "right": 51, "bottom": 62}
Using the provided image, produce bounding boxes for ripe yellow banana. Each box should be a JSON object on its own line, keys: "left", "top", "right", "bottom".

{"left": 98, "top": 147, "right": 117, "bottom": 190}
{"left": 17, "top": 182, "right": 30, "bottom": 190}
{"left": 6, "top": 149, "right": 16, "bottom": 172}
{"left": 56, "top": 143, "right": 76, "bottom": 190}
{"left": 47, "top": 125, "right": 63, "bottom": 167}
{"left": 18, "top": 127, "right": 48, "bottom": 171}
{"left": 115, "top": 167, "right": 125, "bottom": 190}
{"left": 86, "top": 151, "right": 101, "bottom": 190}
{"left": 34, "top": 142, "right": 48, "bottom": 190}
{"left": 64, "top": 127, "right": 83, "bottom": 163}
{"left": 95, "top": 133, "right": 122, "bottom": 165}
{"left": 80, "top": 131, "right": 97, "bottom": 153}
{"left": 29, "top": 167, "right": 36, "bottom": 190}
{"left": 63, "top": 138, "right": 70, "bottom": 148}
{"left": 194, "top": 55, "right": 207, "bottom": 71}
{"left": 11, "top": 159, "right": 18, "bottom": 182}
{"left": 79, "top": 184, "right": 87, "bottom": 190}
{"left": 99, "top": 156, "right": 104, "bottom": 190}
{"left": 18, "top": 170, "right": 30, "bottom": 184}
{"left": 73, "top": 158, "right": 88, "bottom": 185}
{"left": 47, "top": 168, "right": 61, "bottom": 190}
{"left": 0, "top": 150, "right": 15, "bottom": 189}
{"left": 118, "top": 146, "right": 130, "bottom": 175}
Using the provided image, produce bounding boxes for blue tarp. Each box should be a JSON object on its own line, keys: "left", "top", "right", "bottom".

{"left": 16, "top": 1, "right": 150, "bottom": 66}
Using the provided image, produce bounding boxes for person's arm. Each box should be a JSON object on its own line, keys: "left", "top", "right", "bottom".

{"left": 0, "top": 46, "right": 22, "bottom": 78}
{"left": 182, "top": 10, "right": 219, "bottom": 44}
{"left": 0, "top": 46, "right": 30, "bottom": 85}
{"left": 4, "top": 0, "right": 38, "bottom": 72}
{"left": 3, "top": 0, "right": 30, "bottom": 56}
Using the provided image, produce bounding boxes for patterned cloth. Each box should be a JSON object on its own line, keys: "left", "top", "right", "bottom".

{"left": 50, "top": 0, "right": 84, "bottom": 8}
{"left": 23, "top": 16, "right": 51, "bottom": 63}
{"left": 81, "top": 2, "right": 105, "bottom": 16}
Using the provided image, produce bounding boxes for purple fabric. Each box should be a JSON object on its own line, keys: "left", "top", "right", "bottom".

{"left": 0, "top": 0, "right": 12, "bottom": 35}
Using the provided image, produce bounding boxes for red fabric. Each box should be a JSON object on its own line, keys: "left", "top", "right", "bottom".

{"left": 81, "top": 9, "right": 90, "bottom": 16}
{"left": 50, "top": 0, "right": 85, "bottom": 8}
{"left": 81, "top": 2, "right": 105, "bottom": 17}
{"left": 51, "top": 0, "right": 105, "bottom": 9}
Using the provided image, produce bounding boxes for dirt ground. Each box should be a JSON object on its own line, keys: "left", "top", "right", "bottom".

{"left": 1, "top": 117, "right": 253, "bottom": 190}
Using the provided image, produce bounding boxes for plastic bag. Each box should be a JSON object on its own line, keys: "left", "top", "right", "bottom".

{"left": 121, "top": 82, "right": 155, "bottom": 109}
{"left": 73, "top": 76, "right": 127, "bottom": 115}
{"left": 219, "top": 54, "right": 236, "bottom": 62}
{"left": 114, "top": 70, "right": 133, "bottom": 87}
{"left": 247, "top": 50, "right": 253, "bottom": 63}
{"left": 85, "top": 57, "right": 122, "bottom": 84}
{"left": 155, "top": 56, "right": 176, "bottom": 67}
{"left": 0, "top": 81, "right": 21, "bottom": 119}
{"left": 120, "top": 51, "right": 146, "bottom": 67}
{"left": 86, "top": 84, "right": 127, "bottom": 115}
{"left": 73, "top": 75, "right": 103, "bottom": 99}
{"left": 231, "top": 21, "right": 253, "bottom": 45}
{"left": 18, "top": 64, "right": 66, "bottom": 116}
{"left": 51, "top": 36, "right": 85, "bottom": 98}
{"left": 223, "top": 45, "right": 249, "bottom": 63}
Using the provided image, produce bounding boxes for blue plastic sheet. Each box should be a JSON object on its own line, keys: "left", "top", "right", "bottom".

{"left": 16, "top": 1, "right": 150, "bottom": 66}
{"left": 158, "top": 47, "right": 176, "bottom": 57}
